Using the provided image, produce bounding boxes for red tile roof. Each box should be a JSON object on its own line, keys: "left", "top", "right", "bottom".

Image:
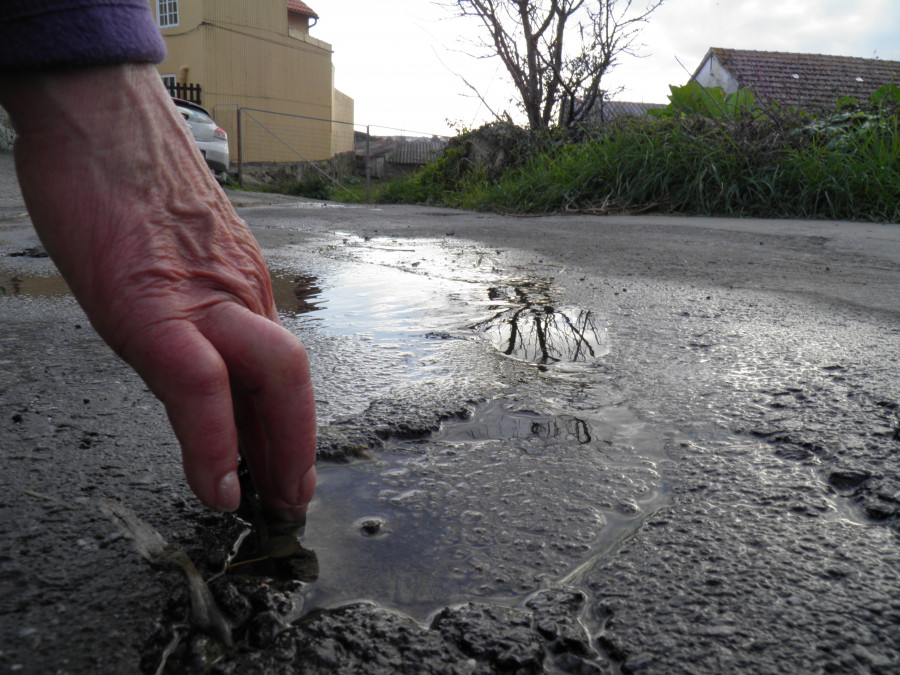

{"left": 695, "top": 48, "right": 900, "bottom": 111}
{"left": 287, "top": 0, "right": 318, "bottom": 19}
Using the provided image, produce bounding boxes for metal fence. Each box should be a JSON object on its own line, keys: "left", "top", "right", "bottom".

{"left": 210, "top": 104, "right": 448, "bottom": 199}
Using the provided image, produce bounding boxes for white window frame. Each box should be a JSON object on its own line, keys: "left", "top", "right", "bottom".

{"left": 157, "top": 0, "right": 179, "bottom": 28}
{"left": 160, "top": 74, "right": 177, "bottom": 96}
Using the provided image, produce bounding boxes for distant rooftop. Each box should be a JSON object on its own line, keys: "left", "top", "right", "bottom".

{"left": 287, "top": 0, "right": 318, "bottom": 19}
{"left": 598, "top": 100, "right": 666, "bottom": 122}
{"left": 694, "top": 48, "right": 900, "bottom": 111}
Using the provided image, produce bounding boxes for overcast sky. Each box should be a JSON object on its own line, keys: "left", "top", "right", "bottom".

{"left": 315, "top": 0, "right": 900, "bottom": 136}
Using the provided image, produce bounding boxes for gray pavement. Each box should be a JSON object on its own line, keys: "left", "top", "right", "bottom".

{"left": 0, "top": 151, "right": 21, "bottom": 205}
{"left": 2, "top": 152, "right": 900, "bottom": 673}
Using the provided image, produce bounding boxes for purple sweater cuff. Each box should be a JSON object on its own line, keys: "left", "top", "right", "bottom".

{"left": 0, "top": 1, "right": 167, "bottom": 71}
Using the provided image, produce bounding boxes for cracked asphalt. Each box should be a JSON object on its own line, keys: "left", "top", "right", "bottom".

{"left": 1, "top": 150, "right": 899, "bottom": 673}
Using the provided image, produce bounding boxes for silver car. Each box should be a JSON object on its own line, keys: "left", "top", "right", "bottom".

{"left": 173, "top": 99, "right": 229, "bottom": 182}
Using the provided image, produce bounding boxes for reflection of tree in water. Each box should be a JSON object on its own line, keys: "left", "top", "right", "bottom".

{"left": 529, "top": 415, "right": 593, "bottom": 444}
{"left": 481, "top": 280, "right": 606, "bottom": 365}
{"left": 291, "top": 274, "right": 323, "bottom": 314}
{"left": 434, "top": 398, "right": 598, "bottom": 446}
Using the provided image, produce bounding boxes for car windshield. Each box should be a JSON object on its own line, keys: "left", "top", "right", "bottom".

{"left": 177, "top": 107, "right": 214, "bottom": 125}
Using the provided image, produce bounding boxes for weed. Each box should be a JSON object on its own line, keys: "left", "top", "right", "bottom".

{"left": 362, "top": 90, "right": 898, "bottom": 223}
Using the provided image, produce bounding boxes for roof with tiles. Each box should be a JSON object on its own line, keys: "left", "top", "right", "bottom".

{"left": 599, "top": 100, "right": 666, "bottom": 122}
{"left": 287, "top": 0, "right": 318, "bottom": 19}
{"left": 694, "top": 48, "right": 900, "bottom": 111}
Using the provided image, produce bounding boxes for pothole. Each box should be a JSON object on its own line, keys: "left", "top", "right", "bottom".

{"left": 261, "top": 235, "right": 666, "bottom": 622}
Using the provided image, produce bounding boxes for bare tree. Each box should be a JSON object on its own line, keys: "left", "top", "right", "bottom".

{"left": 452, "top": 0, "right": 666, "bottom": 130}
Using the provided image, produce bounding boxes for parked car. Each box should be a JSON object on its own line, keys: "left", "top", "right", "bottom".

{"left": 172, "top": 98, "right": 229, "bottom": 182}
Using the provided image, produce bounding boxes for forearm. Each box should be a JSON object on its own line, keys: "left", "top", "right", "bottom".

{"left": 0, "top": 3, "right": 317, "bottom": 519}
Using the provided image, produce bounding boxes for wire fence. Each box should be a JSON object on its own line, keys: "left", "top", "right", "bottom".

{"left": 210, "top": 104, "right": 449, "bottom": 200}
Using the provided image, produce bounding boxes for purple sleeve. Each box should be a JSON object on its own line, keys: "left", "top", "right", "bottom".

{"left": 0, "top": 1, "right": 166, "bottom": 71}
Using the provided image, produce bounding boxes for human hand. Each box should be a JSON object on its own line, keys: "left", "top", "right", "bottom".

{"left": 0, "top": 64, "right": 316, "bottom": 520}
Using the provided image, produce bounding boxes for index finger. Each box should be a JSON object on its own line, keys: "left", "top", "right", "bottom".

{"left": 202, "top": 303, "right": 317, "bottom": 518}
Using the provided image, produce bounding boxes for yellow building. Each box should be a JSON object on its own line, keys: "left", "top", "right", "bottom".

{"left": 149, "top": 0, "right": 354, "bottom": 164}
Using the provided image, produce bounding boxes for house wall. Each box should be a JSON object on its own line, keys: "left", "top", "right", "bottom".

{"left": 331, "top": 88, "right": 354, "bottom": 156}
{"left": 153, "top": 0, "right": 207, "bottom": 87}
{"left": 150, "top": 0, "right": 351, "bottom": 164}
{"left": 692, "top": 53, "right": 740, "bottom": 94}
{"left": 287, "top": 12, "right": 311, "bottom": 34}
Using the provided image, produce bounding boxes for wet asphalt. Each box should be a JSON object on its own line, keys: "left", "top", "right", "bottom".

{"left": 1, "top": 152, "right": 900, "bottom": 673}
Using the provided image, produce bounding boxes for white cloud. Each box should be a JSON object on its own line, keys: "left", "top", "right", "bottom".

{"left": 317, "top": 0, "right": 900, "bottom": 134}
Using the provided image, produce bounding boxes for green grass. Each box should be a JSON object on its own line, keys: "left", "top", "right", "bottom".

{"left": 353, "top": 105, "right": 899, "bottom": 224}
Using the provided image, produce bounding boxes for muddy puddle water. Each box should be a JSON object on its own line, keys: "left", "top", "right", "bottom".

{"left": 0, "top": 249, "right": 71, "bottom": 299}
{"left": 266, "top": 235, "right": 669, "bottom": 622}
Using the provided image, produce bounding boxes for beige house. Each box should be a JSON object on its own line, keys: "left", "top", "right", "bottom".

{"left": 149, "top": 0, "right": 354, "bottom": 164}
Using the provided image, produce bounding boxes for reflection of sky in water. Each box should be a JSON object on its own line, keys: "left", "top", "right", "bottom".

{"left": 270, "top": 260, "right": 492, "bottom": 421}
{"left": 275, "top": 265, "right": 479, "bottom": 345}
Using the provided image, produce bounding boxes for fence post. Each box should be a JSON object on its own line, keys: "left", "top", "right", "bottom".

{"left": 237, "top": 107, "right": 243, "bottom": 187}
{"left": 365, "top": 125, "right": 371, "bottom": 202}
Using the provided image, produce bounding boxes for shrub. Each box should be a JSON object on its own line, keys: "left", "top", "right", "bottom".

{"left": 367, "top": 89, "right": 899, "bottom": 223}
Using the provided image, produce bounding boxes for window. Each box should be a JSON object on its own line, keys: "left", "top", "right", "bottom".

{"left": 157, "top": 0, "right": 178, "bottom": 28}
{"left": 160, "top": 74, "right": 176, "bottom": 95}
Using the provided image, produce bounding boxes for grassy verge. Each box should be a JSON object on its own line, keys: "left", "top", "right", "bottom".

{"left": 357, "top": 98, "right": 899, "bottom": 223}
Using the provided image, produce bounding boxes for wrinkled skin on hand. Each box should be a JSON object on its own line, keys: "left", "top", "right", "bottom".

{"left": 0, "top": 64, "right": 316, "bottom": 520}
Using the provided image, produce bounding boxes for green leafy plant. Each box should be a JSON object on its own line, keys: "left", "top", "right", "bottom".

{"left": 344, "top": 90, "right": 898, "bottom": 223}
{"left": 871, "top": 83, "right": 900, "bottom": 108}
{"left": 649, "top": 81, "right": 759, "bottom": 120}
{"left": 284, "top": 173, "right": 332, "bottom": 200}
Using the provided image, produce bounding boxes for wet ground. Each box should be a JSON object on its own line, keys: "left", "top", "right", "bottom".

{"left": 1, "top": 152, "right": 900, "bottom": 673}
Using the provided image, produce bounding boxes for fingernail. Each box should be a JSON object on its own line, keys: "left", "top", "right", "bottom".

{"left": 215, "top": 471, "right": 241, "bottom": 512}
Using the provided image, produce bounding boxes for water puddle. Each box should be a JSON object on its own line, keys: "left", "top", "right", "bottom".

{"left": 262, "top": 235, "right": 668, "bottom": 622}
{"left": 477, "top": 279, "right": 609, "bottom": 365}
{"left": 431, "top": 397, "right": 606, "bottom": 445}
{"left": 0, "top": 272, "right": 71, "bottom": 298}
{"left": 287, "top": 397, "right": 668, "bottom": 621}
{"left": 1, "top": 246, "right": 71, "bottom": 298}
{"left": 267, "top": 244, "right": 494, "bottom": 422}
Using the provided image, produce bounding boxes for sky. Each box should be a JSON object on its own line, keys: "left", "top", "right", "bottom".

{"left": 313, "top": 0, "right": 900, "bottom": 136}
